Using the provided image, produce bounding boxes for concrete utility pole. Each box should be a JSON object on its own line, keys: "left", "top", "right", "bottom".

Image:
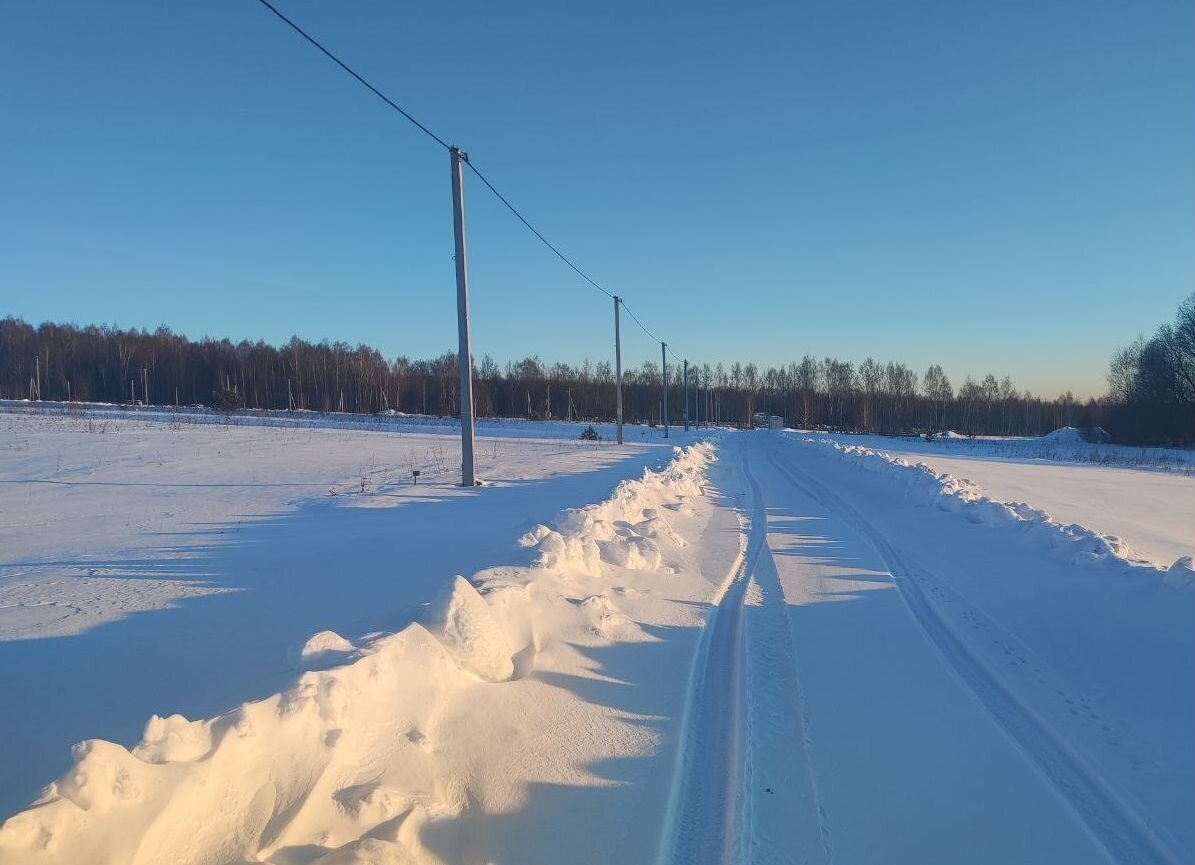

{"left": 449, "top": 145, "right": 476, "bottom": 487}
{"left": 683, "top": 359, "right": 689, "bottom": 432}
{"left": 614, "top": 296, "right": 624, "bottom": 445}
{"left": 662, "top": 342, "right": 669, "bottom": 439}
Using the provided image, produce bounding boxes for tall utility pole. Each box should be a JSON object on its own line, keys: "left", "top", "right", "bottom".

{"left": 662, "top": 342, "right": 669, "bottom": 439}
{"left": 450, "top": 145, "right": 476, "bottom": 487}
{"left": 683, "top": 359, "right": 689, "bottom": 432}
{"left": 614, "top": 296, "right": 624, "bottom": 445}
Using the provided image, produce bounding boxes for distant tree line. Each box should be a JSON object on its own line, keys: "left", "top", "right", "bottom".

{"left": 1102, "top": 293, "right": 1194, "bottom": 445}
{"left": 1, "top": 301, "right": 1190, "bottom": 444}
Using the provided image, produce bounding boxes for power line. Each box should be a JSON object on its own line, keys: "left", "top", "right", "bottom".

{"left": 251, "top": 0, "right": 451, "bottom": 151}
{"left": 465, "top": 159, "right": 614, "bottom": 301}
{"left": 250, "top": 0, "right": 682, "bottom": 359}
{"left": 619, "top": 299, "right": 662, "bottom": 345}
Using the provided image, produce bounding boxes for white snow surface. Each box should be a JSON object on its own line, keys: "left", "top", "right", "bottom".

{"left": 2, "top": 411, "right": 1191, "bottom": 865}
{"left": 768, "top": 433, "right": 1193, "bottom": 863}
{"left": 423, "top": 576, "right": 515, "bottom": 682}
{"left": 0, "top": 411, "right": 704, "bottom": 822}
{"left": 0, "top": 422, "right": 727, "bottom": 865}
{"left": 0, "top": 411, "right": 678, "bottom": 641}
{"left": 790, "top": 435, "right": 1193, "bottom": 574}
{"left": 798, "top": 430, "right": 1194, "bottom": 567}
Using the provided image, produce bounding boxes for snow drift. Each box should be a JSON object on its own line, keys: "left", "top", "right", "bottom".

{"left": 789, "top": 436, "right": 1192, "bottom": 582}
{"left": 519, "top": 443, "right": 713, "bottom": 576}
{"left": 921, "top": 426, "right": 1195, "bottom": 474}
{"left": 0, "top": 442, "right": 717, "bottom": 865}
{"left": 1040, "top": 426, "right": 1089, "bottom": 445}
{"left": 423, "top": 575, "right": 515, "bottom": 682}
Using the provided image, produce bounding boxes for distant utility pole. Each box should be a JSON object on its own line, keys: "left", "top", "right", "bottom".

{"left": 450, "top": 145, "right": 476, "bottom": 487}
{"left": 614, "top": 296, "right": 624, "bottom": 444}
{"left": 662, "top": 342, "right": 669, "bottom": 439}
{"left": 683, "top": 359, "right": 689, "bottom": 432}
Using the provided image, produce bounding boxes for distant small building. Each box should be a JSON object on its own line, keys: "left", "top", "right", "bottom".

{"left": 753, "top": 412, "right": 784, "bottom": 430}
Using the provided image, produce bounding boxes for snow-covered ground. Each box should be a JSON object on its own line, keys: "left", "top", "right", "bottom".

{"left": 0, "top": 411, "right": 677, "bottom": 641}
{"left": 740, "top": 439, "right": 1190, "bottom": 865}
{"left": 0, "top": 410, "right": 700, "bottom": 824}
{"left": 1, "top": 414, "right": 1190, "bottom": 865}
{"left": 801, "top": 430, "right": 1194, "bottom": 567}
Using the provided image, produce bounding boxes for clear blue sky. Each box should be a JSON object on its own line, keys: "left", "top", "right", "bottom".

{"left": 2, "top": 0, "right": 1191, "bottom": 398}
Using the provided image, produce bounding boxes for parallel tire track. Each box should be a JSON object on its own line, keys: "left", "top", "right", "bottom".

{"left": 657, "top": 445, "right": 762, "bottom": 865}
{"left": 765, "top": 440, "right": 1179, "bottom": 865}
{"left": 739, "top": 451, "right": 832, "bottom": 865}
{"left": 659, "top": 441, "right": 831, "bottom": 865}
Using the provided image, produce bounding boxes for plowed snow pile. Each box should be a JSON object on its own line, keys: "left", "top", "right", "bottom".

{"left": 791, "top": 436, "right": 1193, "bottom": 581}
{"left": 796, "top": 429, "right": 1194, "bottom": 566}
{"left": 0, "top": 444, "right": 726, "bottom": 865}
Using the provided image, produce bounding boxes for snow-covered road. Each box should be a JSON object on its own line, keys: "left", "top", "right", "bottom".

{"left": 659, "top": 433, "right": 1190, "bottom": 865}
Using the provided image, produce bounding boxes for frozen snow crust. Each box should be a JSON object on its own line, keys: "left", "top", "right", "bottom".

{"left": 791, "top": 436, "right": 1192, "bottom": 583}
{"left": 0, "top": 443, "right": 716, "bottom": 865}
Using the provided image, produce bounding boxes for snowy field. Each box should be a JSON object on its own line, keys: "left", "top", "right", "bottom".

{"left": 0, "top": 411, "right": 678, "bottom": 642}
{"left": 800, "top": 430, "right": 1194, "bottom": 567}
{"left": 0, "top": 409, "right": 1191, "bottom": 865}
{"left": 0, "top": 410, "right": 699, "bottom": 823}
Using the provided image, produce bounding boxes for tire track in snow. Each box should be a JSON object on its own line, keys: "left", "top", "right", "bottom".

{"left": 739, "top": 450, "right": 832, "bottom": 865}
{"left": 656, "top": 446, "right": 758, "bottom": 865}
{"left": 658, "top": 442, "right": 828, "bottom": 865}
{"left": 765, "top": 440, "right": 1179, "bottom": 865}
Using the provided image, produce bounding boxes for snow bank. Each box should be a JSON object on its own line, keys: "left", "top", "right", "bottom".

{"left": 792, "top": 437, "right": 1191, "bottom": 583}
{"left": 0, "top": 441, "right": 716, "bottom": 865}
{"left": 423, "top": 575, "right": 515, "bottom": 682}
{"left": 1165, "top": 557, "right": 1195, "bottom": 588}
{"left": 921, "top": 427, "right": 1195, "bottom": 474}
{"left": 519, "top": 442, "right": 714, "bottom": 576}
{"left": 291, "top": 630, "right": 358, "bottom": 671}
{"left": 1040, "top": 426, "right": 1087, "bottom": 445}
{"left": 0, "top": 623, "right": 469, "bottom": 865}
